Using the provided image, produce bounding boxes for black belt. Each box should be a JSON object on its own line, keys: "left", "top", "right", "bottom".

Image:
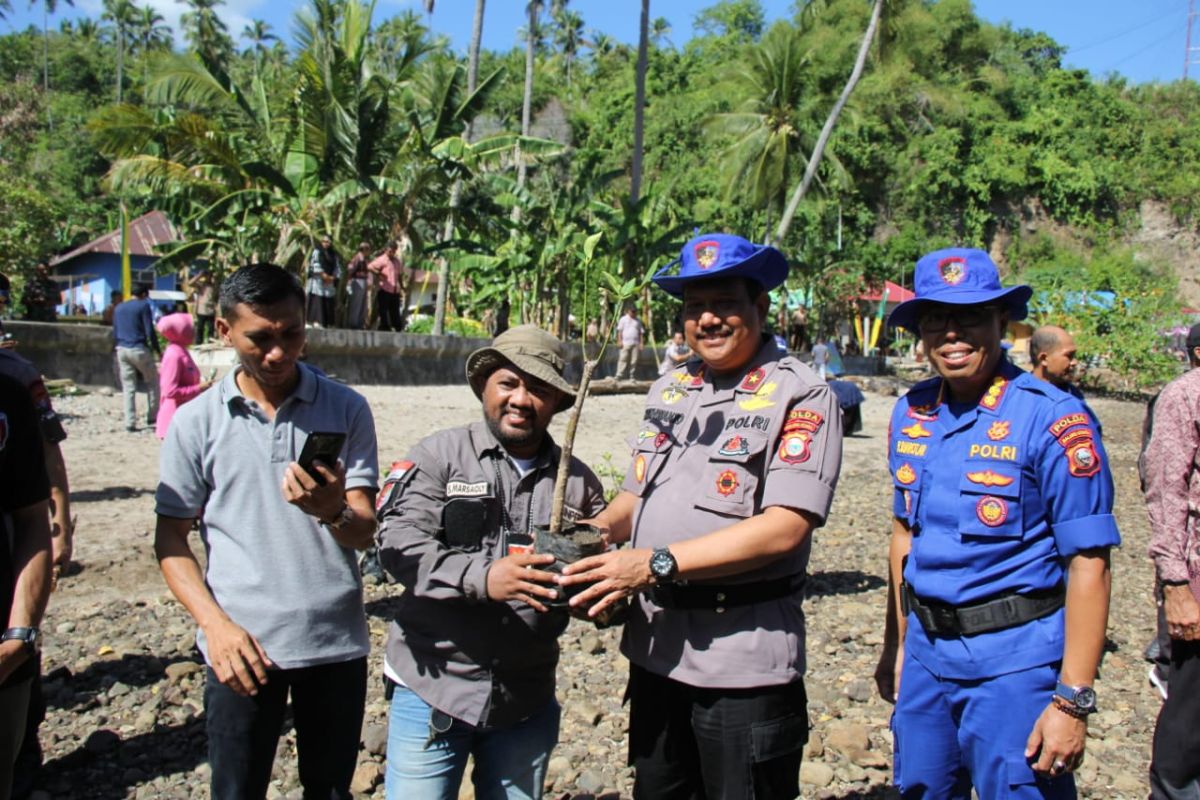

{"left": 902, "top": 583, "right": 1065, "bottom": 636}
{"left": 650, "top": 573, "right": 806, "bottom": 612}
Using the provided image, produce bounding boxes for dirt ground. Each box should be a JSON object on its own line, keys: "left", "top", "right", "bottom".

{"left": 35, "top": 380, "right": 1161, "bottom": 798}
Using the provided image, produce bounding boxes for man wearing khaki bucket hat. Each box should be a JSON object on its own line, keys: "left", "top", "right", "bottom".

{"left": 376, "top": 325, "right": 606, "bottom": 800}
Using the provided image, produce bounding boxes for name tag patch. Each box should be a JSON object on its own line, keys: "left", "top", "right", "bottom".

{"left": 968, "top": 444, "right": 1017, "bottom": 461}
{"left": 446, "top": 481, "right": 490, "bottom": 497}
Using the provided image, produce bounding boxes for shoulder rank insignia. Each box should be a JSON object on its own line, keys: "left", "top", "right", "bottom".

{"left": 901, "top": 420, "right": 932, "bottom": 439}
{"left": 979, "top": 376, "right": 1009, "bottom": 411}
{"left": 986, "top": 420, "right": 1011, "bottom": 441}
{"left": 739, "top": 367, "right": 766, "bottom": 392}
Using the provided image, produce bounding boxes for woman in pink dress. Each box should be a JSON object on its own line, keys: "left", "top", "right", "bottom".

{"left": 155, "top": 312, "right": 212, "bottom": 439}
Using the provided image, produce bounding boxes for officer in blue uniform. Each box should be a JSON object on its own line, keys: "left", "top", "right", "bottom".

{"left": 874, "top": 248, "right": 1119, "bottom": 799}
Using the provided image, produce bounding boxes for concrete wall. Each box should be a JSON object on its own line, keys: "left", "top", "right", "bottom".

{"left": 3, "top": 321, "right": 662, "bottom": 388}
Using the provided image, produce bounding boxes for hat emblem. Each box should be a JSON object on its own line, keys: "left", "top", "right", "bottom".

{"left": 695, "top": 241, "right": 720, "bottom": 270}
{"left": 938, "top": 256, "right": 966, "bottom": 286}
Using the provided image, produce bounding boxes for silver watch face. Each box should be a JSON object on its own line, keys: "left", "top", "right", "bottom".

{"left": 650, "top": 549, "right": 675, "bottom": 578}
{"left": 1075, "top": 686, "right": 1096, "bottom": 711}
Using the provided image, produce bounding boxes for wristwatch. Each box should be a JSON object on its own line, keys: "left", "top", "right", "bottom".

{"left": 1, "top": 627, "right": 40, "bottom": 657}
{"left": 649, "top": 547, "right": 679, "bottom": 584}
{"left": 322, "top": 503, "right": 355, "bottom": 531}
{"left": 1054, "top": 681, "right": 1097, "bottom": 716}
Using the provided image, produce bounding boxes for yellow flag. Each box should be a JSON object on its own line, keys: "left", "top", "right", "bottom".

{"left": 120, "top": 204, "right": 132, "bottom": 300}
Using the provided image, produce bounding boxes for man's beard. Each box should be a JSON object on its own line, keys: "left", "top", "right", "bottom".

{"left": 484, "top": 410, "right": 544, "bottom": 453}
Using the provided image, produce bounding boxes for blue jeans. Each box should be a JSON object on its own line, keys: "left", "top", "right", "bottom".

{"left": 385, "top": 685, "right": 560, "bottom": 800}
{"left": 205, "top": 657, "right": 367, "bottom": 800}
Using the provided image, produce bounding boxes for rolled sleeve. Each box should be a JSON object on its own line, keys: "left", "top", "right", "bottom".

{"left": 1036, "top": 399, "right": 1120, "bottom": 558}
{"left": 761, "top": 384, "right": 842, "bottom": 522}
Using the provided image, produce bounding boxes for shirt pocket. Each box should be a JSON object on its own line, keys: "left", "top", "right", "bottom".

{"left": 694, "top": 434, "right": 770, "bottom": 518}
{"left": 622, "top": 435, "right": 675, "bottom": 497}
{"left": 958, "top": 465, "right": 1023, "bottom": 539}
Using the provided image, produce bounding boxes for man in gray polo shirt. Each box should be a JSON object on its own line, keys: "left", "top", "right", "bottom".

{"left": 376, "top": 325, "right": 606, "bottom": 800}
{"left": 154, "top": 263, "right": 378, "bottom": 800}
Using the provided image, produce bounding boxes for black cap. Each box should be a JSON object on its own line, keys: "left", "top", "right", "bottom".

{"left": 1187, "top": 323, "right": 1200, "bottom": 349}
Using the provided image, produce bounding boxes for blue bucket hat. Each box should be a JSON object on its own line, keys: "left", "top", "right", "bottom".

{"left": 652, "top": 233, "right": 788, "bottom": 299}
{"left": 887, "top": 247, "right": 1032, "bottom": 330}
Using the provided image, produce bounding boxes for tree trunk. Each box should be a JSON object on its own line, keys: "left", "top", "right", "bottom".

{"left": 116, "top": 30, "right": 125, "bottom": 103}
{"left": 771, "top": 0, "right": 882, "bottom": 248}
{"left": 43, "top": 7, "right": 53, "bottom": 130}
{"left": 512, "top": 1, "right": 538, "bottom": 225}
{"left": 630, "top": 0, "right": 649, "bottom": 205}
{"left": 434, "top": 0, "right": 486, "bottom": 336}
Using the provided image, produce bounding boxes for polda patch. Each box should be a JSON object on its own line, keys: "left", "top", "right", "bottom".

{"left": 1066, "top": 440, "right": 1101, "bottom": 478}
{"left": 778, "top": 430, "right": 813, "bottom": 464}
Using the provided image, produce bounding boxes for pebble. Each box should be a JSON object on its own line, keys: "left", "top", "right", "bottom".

{"left": 30, "top": 388, "right": 1160, "bottom": 798}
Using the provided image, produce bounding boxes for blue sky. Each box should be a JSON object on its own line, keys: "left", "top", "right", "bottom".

{"left": 4, "top": 0, "right": 1196, "bottom": 85}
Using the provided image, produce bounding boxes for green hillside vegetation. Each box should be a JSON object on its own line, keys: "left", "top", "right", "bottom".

{"left": 1, "top": 0, "right": 1197, "bottom": 385}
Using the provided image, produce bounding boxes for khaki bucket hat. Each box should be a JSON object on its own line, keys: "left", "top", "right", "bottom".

{"left": 465, "top": 325, "right": 577, "bottom": 413}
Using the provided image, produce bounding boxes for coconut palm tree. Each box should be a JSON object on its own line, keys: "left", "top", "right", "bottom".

{"left": 181, "top": 0, "right": 233, "bottom": 64}
{"left": 773, "top": 0, "right": 884, "bottom": 246}
{"left": 29, "top": 0, "right": 74, "bottom": 101}
{"left": 552, "top": 8, "right": 583, "bottom": 86}
{"left": 101, "top": 0, "right": 137, "bottom": 102}
{"left": 650, "top": 16, "right": 672, "bottom": 48}
{"left": 134, "top": 6, "right": 171, "bottom": 88}
{"left": 513, "top": 0, "right": 543, "bottom": 219}
{"left": 0, "top": 1, "right": 12, "bottom": 20}
{"left": 433, "top": 0, "right": 486, "bottom": 334}
{"left": 629, "top": 0, "right": 649, "bottom": 209}
{"left": 241, "top": 18, "right": 277, "bottom": 87}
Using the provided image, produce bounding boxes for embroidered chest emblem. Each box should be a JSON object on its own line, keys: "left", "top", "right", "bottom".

{"left": 975, "top": 495, "right": 1009, "bottom": 527}
{"left": 719, "top": 435, "right": 751, "bottom": 457}
{"left": 661, "top": 387, "right": 687, "bottom": 405}
{"left": 965, "top": 470, "right": 1014, "bottom": 488}
{"left": 901, "top": 420, "right": 931, "bottom": 439}
{"left": 895, "top": 463, "right": 917, "bottom": 485}
{"left": 716, "top": 469, "right": 739, "bottom": 496}
{"left": 986, "top": 420, "right": 1011, "bottom": 441}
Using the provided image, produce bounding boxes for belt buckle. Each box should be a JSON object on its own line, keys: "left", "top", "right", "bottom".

{"left": 930, "top": 604, "right": 958, "bottom": 634}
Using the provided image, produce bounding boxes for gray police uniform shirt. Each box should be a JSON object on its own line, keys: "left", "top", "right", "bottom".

{"left": 622, "top": 337, "right": 842, "bottom": 689}
{"left": 377, "top": 421, "right": 606, "bottom": 728}
{"left": 155, "top": 363, "right": 378, "bottom": 669}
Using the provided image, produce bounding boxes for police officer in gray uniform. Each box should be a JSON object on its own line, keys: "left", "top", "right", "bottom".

{"left": 377, "top": 325, "right": 607, "bottom": 800}
{"left": 561, "top": 234, "right": 843, "bottom": 799}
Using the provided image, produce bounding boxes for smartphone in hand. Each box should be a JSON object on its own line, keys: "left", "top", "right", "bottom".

{"left": 297, "top": 431, "right": 347, "bottom": 486}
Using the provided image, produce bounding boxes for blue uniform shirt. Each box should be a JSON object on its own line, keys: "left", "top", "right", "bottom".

{"left": 888, "top": 359, "right": 1120, "bottom": 680}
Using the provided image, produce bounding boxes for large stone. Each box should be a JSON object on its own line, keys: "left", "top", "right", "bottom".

{"left": 350, "top": 761, "right": 383, "bottom": 794}
{"left": 800, "top": 762, "right": 835, "bottom": 788}
{"left": 164, "top": 661, "right": 203, "bottom": 683}
{"left": 362, "top": 723, "right": 388, "bottom": 757}
{"left": 825, "top": 721, "right": 871, "bottom": 756}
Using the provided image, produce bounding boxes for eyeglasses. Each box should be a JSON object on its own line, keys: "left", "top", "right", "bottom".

{"left": 916, "top": 306, "right": 1000, "bottom": 333}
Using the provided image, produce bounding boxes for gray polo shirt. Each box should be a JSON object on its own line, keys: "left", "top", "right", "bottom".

{"left": 155, "top": 363, "right": 378, "bottom": 669}
{"left": 377, "top": 421, "right": 606, "bottom": 728}
{"left": 622, "top": 337, "right": 843, "bottom": 689}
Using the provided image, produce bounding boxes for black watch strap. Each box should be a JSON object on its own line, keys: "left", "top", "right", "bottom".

{"left": 1, "top": 627, "right": 39, "bottom": 654}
